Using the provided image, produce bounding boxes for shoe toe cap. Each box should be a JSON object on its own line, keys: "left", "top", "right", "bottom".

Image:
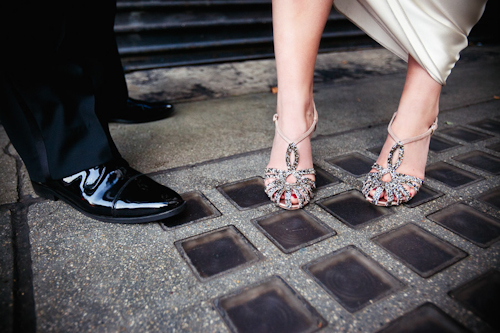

{"left": 113, "top": 175, "right": 184, "bottom": 216}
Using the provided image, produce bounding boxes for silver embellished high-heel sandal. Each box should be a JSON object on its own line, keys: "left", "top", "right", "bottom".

{"left": 362, "top": 112, "right": 438, "bottom": 206}
{"left": 265, "top": 108, "right": 318, "bottom": 210}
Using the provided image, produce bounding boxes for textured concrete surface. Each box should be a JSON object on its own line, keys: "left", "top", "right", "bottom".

{"left": 0, "top": 45, "right": 499, "bottom": 332}
{"left": 112, "top": 47, "right": 500, "bottom": 174}
{"left": 0, "top": 211, "right": 13, "bottom": 333}
{"left": 125, "top": 48, "right": 408, "bottom": 103}
{"left": 0, "top": 131, "right": 18, "bottom": 205}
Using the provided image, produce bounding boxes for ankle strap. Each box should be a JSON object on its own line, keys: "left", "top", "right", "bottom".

{"left": 387, "top": 112, "right": 438, "bottom": 145}
{"left": 273, "top": 106, "right": 318, "bottom": 145}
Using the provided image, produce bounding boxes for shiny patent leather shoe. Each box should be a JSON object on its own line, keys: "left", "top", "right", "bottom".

{"left": 107, "top": 98, "right": 174, "bottom": 124}
{"left": 31, "top": 160, "right": 185, "bottom": 223}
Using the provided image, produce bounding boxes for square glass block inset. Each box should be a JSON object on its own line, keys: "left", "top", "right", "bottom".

{"left": 376, "top": 303, "right": 471, "bottom": 333}
{"left": 449, "top": 269, "right": 500, "bottom": 331}
{"left": 404, "top": 185, "right": 443, "bottom": 208}
{"left": 302, "top": 246, "right": 404, "bottom": 313}
{"left": 427, "top": 203, "right": 500, "bottom": 248}
{"left": 160, "top": 191, "right": 221, "bottom": 229}
{"left": 469, "top": 118, "right": 500, "bottom": 135}
{"left": 453, "top": 150, "right": 500, "bottom": 175}
{"left": 175, "top": 225, "right": 262, "bottom": 281}
{"left": 486, "top": 142, "right": 500, "bottom": 153}
{"left": 429, "top": 136, "right": 461, "bottom": 153}
{"left": 214, "top": 276, "right": 327, "bottom": 333}
{"left": 252, "top": 210, "right": 336, "bottom": 254}
{"left": 372, "top": 223, "right": 467, "bottom": 278}
{"left": 326, "top": 153, "right": 375, "bottom": 177}
{"left": 317, "top": 190, "right": 392, "bottom": 229}
{"left": 218, "top": 177, "right": 270, "bottom": 210}
{"left": 426, "top": 162, "right": 482, "bottom": 189}
{"left": 478, "top": 186, "right": 500, "bottom": 209}
{"left": 314, "top": 165, "right": 341, "bottom": 189}
{"left": 440, "top": 126, "right": 492, "bottom": 143}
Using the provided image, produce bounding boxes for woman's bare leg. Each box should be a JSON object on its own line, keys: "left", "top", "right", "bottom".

{"left": 370, "top": 55, "right": 442, "bottom": 200}
{"left": 267, "top": 0, "right": 332, "bottom": 204}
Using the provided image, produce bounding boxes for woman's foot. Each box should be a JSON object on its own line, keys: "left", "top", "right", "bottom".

{"left": 265, "top": 102, "right": 317, "bottom": 209}
{"left": 364, "top": 55, "right": 442, "bottom": 206}
{"left": 364, "top": 110, "right": 438, "bottom": 205}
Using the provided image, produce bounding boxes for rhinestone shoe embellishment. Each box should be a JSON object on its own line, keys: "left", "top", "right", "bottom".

{"left": 362, "top": 141, "right": 423, "bottom": 206}
{"left": 362, "top": 112, "right": 438, "bottom": 207}
{"left": 265, "top": 142, "right": 316, "bottom": 209}
{"left": 265, "top": 107, "right": 318, "bottom": 210}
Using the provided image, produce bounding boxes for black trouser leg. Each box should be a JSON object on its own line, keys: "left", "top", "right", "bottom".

{"left": 0, "top": 1, "right": 126, "bottom": 182}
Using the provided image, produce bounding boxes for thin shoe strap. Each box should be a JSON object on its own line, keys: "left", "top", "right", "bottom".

{"left": 273, "top": 106, "right": 318, "bottom": 145}
{"left": 387, "top": 112, "right": 438, "bottom": 145}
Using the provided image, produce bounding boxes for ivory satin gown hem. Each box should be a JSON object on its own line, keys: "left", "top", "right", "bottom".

{"left": 333, "top": 0, "right": 487, "bottom": 85}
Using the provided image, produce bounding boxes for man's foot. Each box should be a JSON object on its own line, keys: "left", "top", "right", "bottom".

{"left": 107, "top": 98, "right": 174, "bottom": 124}
{"left": 31, "top": 160, "right": 185, "bottom": 223}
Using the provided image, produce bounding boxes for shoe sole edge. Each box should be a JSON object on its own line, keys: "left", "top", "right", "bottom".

{"left": 32, "top": 182, "right": 186, "bottom": 224}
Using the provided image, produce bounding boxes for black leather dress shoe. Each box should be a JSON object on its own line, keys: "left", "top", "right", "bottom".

{"left": 31, "top": 160, "right": 185, "bottom": 223}
{"left": 107, "top": 98, "right": 174, "bottom": 124}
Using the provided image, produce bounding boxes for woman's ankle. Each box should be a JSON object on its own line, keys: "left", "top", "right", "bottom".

{"left": 392, "top": 104, "right": 439, "bottom": 139}
{"left": 277, "top": 92, "right": 314, "bottom": 114}
{"left": 276, "top": 99, "right": 316, "bottom": 137}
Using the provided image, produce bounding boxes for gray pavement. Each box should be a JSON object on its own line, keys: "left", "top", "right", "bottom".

{"left": 1, "top": 45, "right": 500, "bottom": 332}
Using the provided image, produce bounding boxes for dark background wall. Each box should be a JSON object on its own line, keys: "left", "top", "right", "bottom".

{"left": 115, "top": 0, "right": 499, "bottom": 72}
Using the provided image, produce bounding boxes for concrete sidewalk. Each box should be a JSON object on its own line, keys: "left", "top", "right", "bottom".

{"left": 1, "top": 45, "right": 500, "bottom": 332}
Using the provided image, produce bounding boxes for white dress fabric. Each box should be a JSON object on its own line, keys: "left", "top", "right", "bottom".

{"left": 333, "top": 0, "right": 487, "bottom": 85}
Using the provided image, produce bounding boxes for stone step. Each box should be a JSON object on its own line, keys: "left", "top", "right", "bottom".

{"left": 115, "top": 0, "right": 373, "bottom": 71}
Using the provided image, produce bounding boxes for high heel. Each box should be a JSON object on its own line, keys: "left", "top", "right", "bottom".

{"left": 362, "top": 112, "right": 438, "bottom": 206}
{"left": 265, "top": 108, "right": 318, "bottom": 210}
